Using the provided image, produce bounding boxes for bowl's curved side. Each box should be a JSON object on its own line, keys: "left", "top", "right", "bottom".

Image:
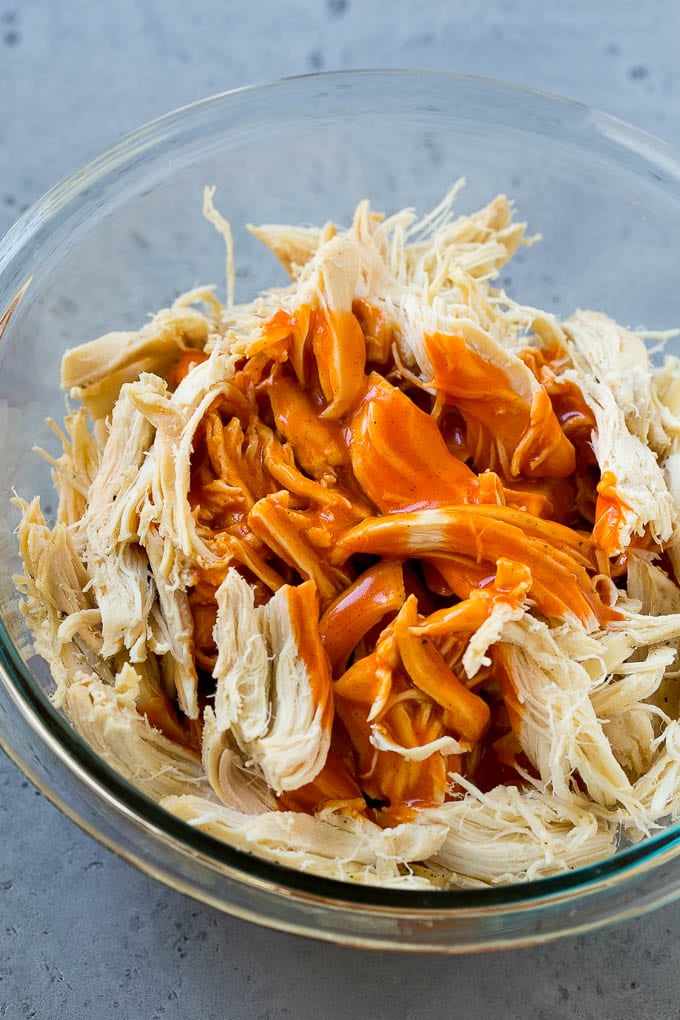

{"left": 4, "top": 652, "right": 680, "bottom": 952}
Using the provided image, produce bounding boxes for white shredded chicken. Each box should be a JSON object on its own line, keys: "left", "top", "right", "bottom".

{"left": 13, "top": 181, "right": 680, "bottom": 890}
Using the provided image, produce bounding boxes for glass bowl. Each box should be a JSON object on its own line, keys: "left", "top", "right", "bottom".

{"left": 2, "top": 70, "right": 680, "bottom": 953}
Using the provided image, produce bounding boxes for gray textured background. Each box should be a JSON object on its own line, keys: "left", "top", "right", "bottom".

{"left": 2, "top": 2, "right": 680, "bottom": 1017}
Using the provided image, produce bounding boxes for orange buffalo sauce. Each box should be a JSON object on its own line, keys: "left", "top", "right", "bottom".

{"left": 334, "top": 685, "right": 457, "bottom": 820}
{"left": 167, "top": 348, "right": 210, "bottom": 389}
{"left": 426, "top": 331, "right": 576, "bottom": 478}
{"left": 319, "top": 560, "right": 406, "bottom": 675}
{"left": 182, "top": 296, "right": 629, "bottom": 825}
{"left": 593, "top": 470, "right": 631, "bottom": 557}
{"left": 349, "top": 372, "right": 478, "bottom": 511}
{"left": 249, "top": 303, "right": 366, "bottom": 418}
{"left": 352, "top": 298, "right": 393, "bottom": 364}
{"left": 311, "top": 306, "right": 366, "bottom": 418}
{"left": 267, "top": 368, "right": 349, "bottom": 478}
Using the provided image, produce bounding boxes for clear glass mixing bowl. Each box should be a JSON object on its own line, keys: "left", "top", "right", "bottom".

{"left": 2, "top": 71, "right": 680, "bottom": 952}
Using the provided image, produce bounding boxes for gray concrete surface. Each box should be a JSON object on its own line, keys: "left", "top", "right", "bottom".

{"left": 2, "top": 1, "right": 680, "bottom": 1016}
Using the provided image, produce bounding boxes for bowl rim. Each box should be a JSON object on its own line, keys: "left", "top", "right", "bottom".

{"left": 2, "top": 67, "right": 680, "bottom": 277}
{"left": 3, "top": 68, "right": 680, "bottom": 928}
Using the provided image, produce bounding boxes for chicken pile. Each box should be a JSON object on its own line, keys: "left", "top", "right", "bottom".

{"left": 14, "top": 184, "right": 680, "bottom": 888}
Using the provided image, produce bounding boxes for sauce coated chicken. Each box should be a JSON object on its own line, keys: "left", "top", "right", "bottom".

{"left": 15, "top": 184, "right": 680, "bottom": 888}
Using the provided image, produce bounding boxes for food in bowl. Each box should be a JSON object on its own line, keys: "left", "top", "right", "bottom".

{"left": 13, "top": 182, "right": 680, "bottom": 889}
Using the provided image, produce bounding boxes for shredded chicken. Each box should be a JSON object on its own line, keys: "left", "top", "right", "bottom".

{"left": 14, "top": 181, "right": 680, "bottom": 889}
